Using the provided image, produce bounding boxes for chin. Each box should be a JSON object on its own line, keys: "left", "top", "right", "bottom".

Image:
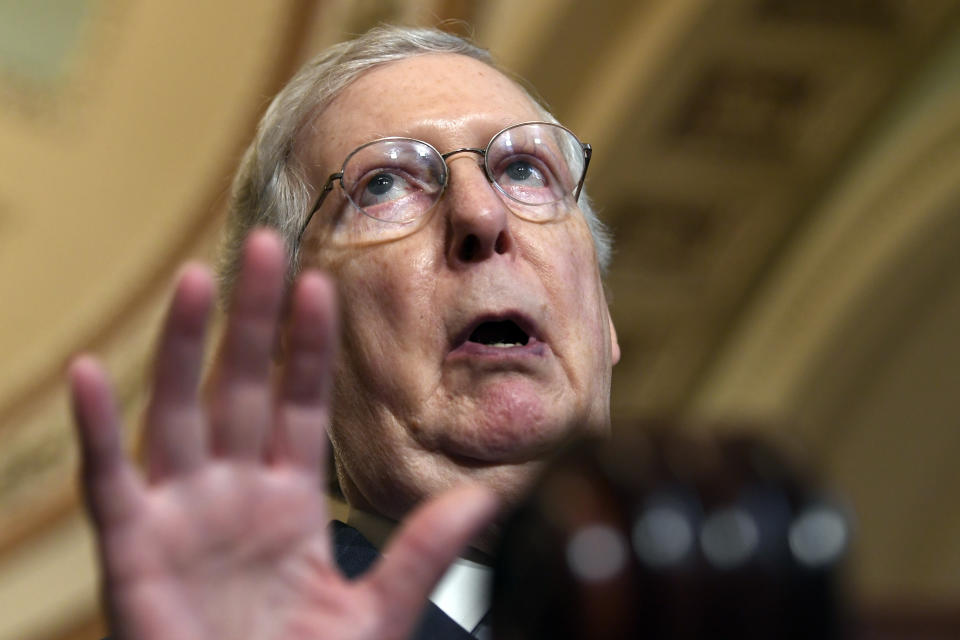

{"left": 433, "top": 393, "right": 601, "bottom": 466}
{"left": 465, "top": 409, "right": 611, "bottom": 500}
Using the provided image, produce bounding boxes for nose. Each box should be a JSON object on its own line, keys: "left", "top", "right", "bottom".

{"left": 442, "top": 153, "right": 515, "bottom": 266}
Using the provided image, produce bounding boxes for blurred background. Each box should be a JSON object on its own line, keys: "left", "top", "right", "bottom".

{"left": 1, "top": 0, "right": 959, "bottom": 638}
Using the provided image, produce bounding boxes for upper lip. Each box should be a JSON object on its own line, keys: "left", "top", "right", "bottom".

{"left": 450, "top": 311, "right": 542, "bottom": 349}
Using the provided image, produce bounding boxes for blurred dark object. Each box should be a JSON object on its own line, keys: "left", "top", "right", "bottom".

{"left": 857, "top": 605, "right": 960, "bottom": 640}
{"left": 491, "top": 420, "right": 851, "bottom": 639}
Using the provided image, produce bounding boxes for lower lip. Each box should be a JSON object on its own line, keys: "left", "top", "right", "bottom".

{"left": 448, "top": 338, "right": 547, "bottom": 360}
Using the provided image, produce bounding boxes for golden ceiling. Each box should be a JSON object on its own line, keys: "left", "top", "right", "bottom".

{"left": 1, "top": 1, "right": 959, "bottom": 638}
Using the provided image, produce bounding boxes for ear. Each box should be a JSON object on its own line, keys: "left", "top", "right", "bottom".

{"left": 608, "top": 312, "right": 620, "bottom": 365}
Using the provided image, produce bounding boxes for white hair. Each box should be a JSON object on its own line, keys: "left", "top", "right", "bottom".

{"left": 218, "top": 25, "right": 612, "bottom": 299}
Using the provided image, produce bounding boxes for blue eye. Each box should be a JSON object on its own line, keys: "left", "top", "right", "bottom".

{"left": 353, "top": 170, "right": 425, "bottom": 215}
{"left": 356, "top": 171, "right": 409, "bottom": 206}
{"left": 366, "top": 173, "right": 394, "bottom": 195}
{"left": 505, "top": 161, "right": 536, "bottom": 182}
{"left": 498, "top": 158, "right": 548, "bottom": 190}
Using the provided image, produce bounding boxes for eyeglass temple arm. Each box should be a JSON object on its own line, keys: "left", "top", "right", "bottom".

{"left": 296, "top": 172, "right": 343, "bottom": 246}
{"left": 575, "top": 143, "right": 592, "bottom": 201}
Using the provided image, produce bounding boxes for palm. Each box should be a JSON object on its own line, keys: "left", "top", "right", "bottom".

{"left": 100, "top": 465, "right": 324, "bottom": 639}
{"left": 70, "top": 230, "right": 497, "bottom": 640}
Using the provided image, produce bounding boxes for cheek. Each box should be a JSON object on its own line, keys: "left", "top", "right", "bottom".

{"left": 326, "top": 246, "right": 440, "bottom": 381}
{"left": 536, "top": 221, "right": 604, "bottom": 305}
{"left": 530, "top": 220, "right": 611, "bottom": 354}
{"left": 331, "top": 248, "right": 429, "bottom": 331}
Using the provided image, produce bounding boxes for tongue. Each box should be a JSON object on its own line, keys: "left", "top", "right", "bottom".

{"left": 469, "top": 321, "right": 529, "bottom": 346}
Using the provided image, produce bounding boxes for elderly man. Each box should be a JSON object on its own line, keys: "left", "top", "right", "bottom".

{"left": 69, "top": 25, "right": 619, "bottom": 640}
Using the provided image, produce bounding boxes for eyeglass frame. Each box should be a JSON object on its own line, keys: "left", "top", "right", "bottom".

{"left": 296, "top": 121, "right": 592, "bottom": 246}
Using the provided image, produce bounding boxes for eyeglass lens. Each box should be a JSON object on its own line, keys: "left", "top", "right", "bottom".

{"left": 325, "top": 123, "right": 585, "bottom": 246}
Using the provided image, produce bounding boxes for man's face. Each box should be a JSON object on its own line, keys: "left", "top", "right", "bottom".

{"left": 298, "top": 53, "right": 619, "bottom": 520}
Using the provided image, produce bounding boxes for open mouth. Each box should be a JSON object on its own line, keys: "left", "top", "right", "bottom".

{"left": 468, "top": 320, "right": 530, "bottom": 348}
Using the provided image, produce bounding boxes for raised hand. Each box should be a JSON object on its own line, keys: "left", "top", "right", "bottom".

{"left": 69, "top": 229, "right": 498, "bottom": 640}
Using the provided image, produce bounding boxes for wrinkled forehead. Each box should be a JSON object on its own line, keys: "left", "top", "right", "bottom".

{"left": 301, "top": 53, "right": 546, "bottom": 172}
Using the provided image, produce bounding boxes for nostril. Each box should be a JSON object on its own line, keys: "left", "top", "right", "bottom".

{"left": 459, "top": 234, "right": 478, "bottom": 262}
{"left": 494, "top": 231, "right": 508, "bottom": 254}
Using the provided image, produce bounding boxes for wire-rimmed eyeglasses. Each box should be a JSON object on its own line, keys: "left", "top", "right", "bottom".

{"left": 296, "top": 121, "right": 592, "bottom": 247}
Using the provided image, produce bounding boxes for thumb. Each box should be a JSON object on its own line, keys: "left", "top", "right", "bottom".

{"left": 363, "top": 484, "right": 500, "bottom": 633}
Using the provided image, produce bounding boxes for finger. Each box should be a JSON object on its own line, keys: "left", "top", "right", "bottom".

{"left": 145, "top": 264, "right": 214, "bottom": 481}
{"left": 270, "top": 270, "right": 338, "bottom": 470}
{"left": 208, "top": 229, "right": 287, "bottom": 459}
{"left": 365, "top": 485, "right": 500, "bottom": 629}
{"left": 68, "top": 356, "right": 144, "bottom": 528}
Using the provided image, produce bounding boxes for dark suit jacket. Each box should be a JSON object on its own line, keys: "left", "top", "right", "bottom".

{"left": 331, "top": 520, "right": 475, "bottom": 640}
{"left": 103, "top": 521, "right": 474, "bottom": 640}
